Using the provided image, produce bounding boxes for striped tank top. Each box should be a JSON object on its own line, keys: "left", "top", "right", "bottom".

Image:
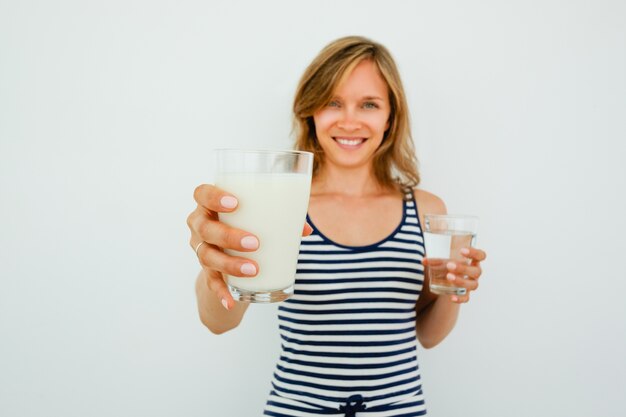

{"left": 264, "top": 188, "right": 427, "bottom": 416}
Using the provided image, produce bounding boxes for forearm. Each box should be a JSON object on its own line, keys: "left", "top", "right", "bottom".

{"left": 195, "top": 270, "right": 248, "bottom": 334}
{"left": 415, "top": 295, "right": 460, "bottom": 349}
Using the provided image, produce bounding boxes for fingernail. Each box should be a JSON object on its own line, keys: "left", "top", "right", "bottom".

{"left": 221, "top": 298, "right": 229, "bottom": 310}
{"left": 240, "top": 263, "right": 257, "bottom": 276}
{"left": 241, "top": 236, "right": 259, "bottom": 250}
{"left": 447, "top": 262, "right": 456, "bottom": 271}
{"left": 461, "top": 248, "right": 470, "bottom": 255}
{"left": 451, "top": 296, "right": 459, "bottom": 302}
{"left": 447, "top": 273, "right": 456, "bottom": 281}
{"left": 220, "top": 196, "right": 238, "bottom": 209}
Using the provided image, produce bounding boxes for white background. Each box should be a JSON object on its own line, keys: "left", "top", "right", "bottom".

{"left": 1, "top": 1, "right": 625, "bottom": 416}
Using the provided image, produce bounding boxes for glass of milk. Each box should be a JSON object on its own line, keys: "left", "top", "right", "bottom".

{"left": 213, "top": 149, "right": 313, "bottom": 303}
{"left": 423, "top": 214, "right": 478, "bottom": 296}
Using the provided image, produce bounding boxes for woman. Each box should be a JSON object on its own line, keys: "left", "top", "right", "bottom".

{"left": 188, "top": 36, "right": 487, "bottom": 416}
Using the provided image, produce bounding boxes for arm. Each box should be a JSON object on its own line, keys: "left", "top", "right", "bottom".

{"left": 413, "top": 189, "right": 459, "bottom": 348}
{"left": 414, "top": 280, "right": 461, "bottom": 349}
{"left": 412, "top": 189, "right": 486, "bottom": 348}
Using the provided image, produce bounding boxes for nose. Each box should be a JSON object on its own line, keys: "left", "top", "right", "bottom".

{"left": 337, "top": 107, "right": 361, "bottom": 131}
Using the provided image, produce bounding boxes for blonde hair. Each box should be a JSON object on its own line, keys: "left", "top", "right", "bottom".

{"left": 293, "top": 36, "right": 420, "bottom": 190}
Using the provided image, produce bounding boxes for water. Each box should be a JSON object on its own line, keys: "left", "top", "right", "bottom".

{"left": 423, "top": 230, "right": 476, "bottom": 295}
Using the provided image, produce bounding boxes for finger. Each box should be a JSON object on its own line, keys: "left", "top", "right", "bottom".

{"left": 197, "top": 243, "right": 259, "bottom": 278}
{"left": 303, "top": 222, "right": 313, "bottom": 237}
{"left": 187, "top": 206, "right": 211, "bottom": 234}
{"left": 193, "top": 184, "right": 239, "bottom": 213}
{"left": 461, "top": 247, "right": 487, "bottom": 265}
{"left": 446, "top": 261, "right": 482, "bottom": 280}
{"left": 205, "top": 269, "right": 234, "bottom": 309}
{"left": 192, "top": 216, "right": 259, "bottom": 252}
{"left": 445, "top": 271, "right": 479, "bottom": 292}
{"left": 450, "top": 294, "right": 470, "bottom": 304}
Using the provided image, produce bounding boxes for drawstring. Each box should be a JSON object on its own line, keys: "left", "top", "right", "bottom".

{"left": 338, "top": 394, "right": 366, "bottom": 417}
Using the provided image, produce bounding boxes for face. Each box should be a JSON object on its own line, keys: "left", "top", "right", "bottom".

{"left": 313, "top": 59, "right": 391, "bottom": 172}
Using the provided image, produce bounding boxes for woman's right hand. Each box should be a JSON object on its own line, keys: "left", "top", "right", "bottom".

{"left": 187, "top": 184, "right": 261, "bottom": 310}
{"left": 188, "top": 184, "right": 313, "bottom": 312}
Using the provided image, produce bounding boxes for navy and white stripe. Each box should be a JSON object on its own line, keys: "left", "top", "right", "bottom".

{"left": 264, "top": 189, "right": 428, "bottom": 416}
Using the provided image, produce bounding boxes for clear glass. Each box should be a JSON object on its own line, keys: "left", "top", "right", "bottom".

{"left": 213, "top": 149, "right": 313, "bottom": 303}
{"left": 423, "top": 214, "right": 479, "bottom": 296}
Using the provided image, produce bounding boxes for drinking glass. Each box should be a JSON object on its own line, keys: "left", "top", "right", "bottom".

{"left": 213, "top": 149, "right": 313, "bottom": 303}
{"left": 423, "top": 214, "right": 478, "bottom": 296}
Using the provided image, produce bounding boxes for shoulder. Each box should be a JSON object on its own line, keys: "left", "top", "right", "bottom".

{"left": 412, "top": 188, "right": 447, "bottom": 215}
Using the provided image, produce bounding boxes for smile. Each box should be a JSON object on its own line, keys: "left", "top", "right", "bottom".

{"left": 333, "top": 137, "right": 367, "bottom": 148}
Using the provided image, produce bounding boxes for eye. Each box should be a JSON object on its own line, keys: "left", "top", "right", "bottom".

{"left": 327, "top": 100, "right": 341, "bottom": 108}
{"left": 362, "top": 101, "right": 379, "bottom": 109}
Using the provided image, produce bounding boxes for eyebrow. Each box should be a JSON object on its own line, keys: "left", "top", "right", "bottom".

{"left": 332, "top": 95, "right": 385, "bottom": 101}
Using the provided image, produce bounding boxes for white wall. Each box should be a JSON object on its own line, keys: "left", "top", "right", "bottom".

{"left": 1, "top": 1, "right": 625, "bottom": 416}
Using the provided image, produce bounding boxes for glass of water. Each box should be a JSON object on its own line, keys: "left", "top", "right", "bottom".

{"left": 423, "top": 214, "right": 478, "bottom": 296}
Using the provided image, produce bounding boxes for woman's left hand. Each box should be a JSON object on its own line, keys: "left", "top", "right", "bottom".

{"left": 426, "top": 247, "right": 487, "bottom": 304}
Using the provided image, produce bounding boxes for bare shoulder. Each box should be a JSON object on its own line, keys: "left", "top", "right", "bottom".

{"left": 413, "top": 188, "right": 447, "bottom": 216}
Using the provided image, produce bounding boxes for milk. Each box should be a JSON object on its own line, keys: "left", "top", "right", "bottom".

{"left": 215, "top": 173, "right": 311, "bottom": 292}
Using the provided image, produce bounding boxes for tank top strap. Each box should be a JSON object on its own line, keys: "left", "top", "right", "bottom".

{"left": 400, "top": 185, "right": 421, "bottom": 230}
{"left": 401, "top": 185, "right": 413, "bottom": 202}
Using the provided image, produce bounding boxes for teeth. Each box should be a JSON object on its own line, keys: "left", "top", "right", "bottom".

{"left": 336, "top": 138, "right": 364, "bottom": 146}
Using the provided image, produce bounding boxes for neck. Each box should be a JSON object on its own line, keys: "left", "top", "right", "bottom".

{"left": 312, "top": 163, "right": 386, "bottom": 197}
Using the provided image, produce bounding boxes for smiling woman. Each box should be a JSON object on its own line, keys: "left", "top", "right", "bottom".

{"left": 188, "top": 36, "right": 487, "bottom": 416}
